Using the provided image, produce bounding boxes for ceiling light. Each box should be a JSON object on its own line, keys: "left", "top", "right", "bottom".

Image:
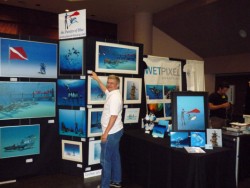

{"left": 239, "top": 29, "right": 247, "bottom": 38}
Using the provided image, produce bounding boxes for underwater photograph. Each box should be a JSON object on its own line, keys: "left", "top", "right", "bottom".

{"left": 176, "top": 96, "right": 205, "bottom": 131}
{"left": 57, "top": 79, "right": 86, "bottom": 107}
{"left": 164, "top": 85, "right": 178, "bottom": 99}
{"left": 170, "top": 132, "right": 190, "bottom": 148}
{"left": 88, "top": 108, "right": 103, "bottom": 137}
{"left": 88, "top": 140, "right": 101, "bottom": 165}
{"left": 59, "top": 39, "right": 84, "bottom": 75}
{"left": 124, "top": 78, "right": 141, "bottom": 104}
{"left": 95, "top": 41, "right": 138, "bottom": 74}
{"left": 62, "top": 140, "right": 82, "bottom": 162}
{"left": 59, "top": 109, "right": 87, "bottom": 138}
{"left": 0, "top": 124, "right": 40, "bottom": 159}
{"left": 0, "top": 38, "right": 57, "bottom": 78}
{"left": 190, "top": 132, "right": 206, "bottom": 147}
{"left": 0, "top": 82, "right": 56, "bottom": 120}
{"left": 146, "top": 84, "right": 163, "bottom": 100}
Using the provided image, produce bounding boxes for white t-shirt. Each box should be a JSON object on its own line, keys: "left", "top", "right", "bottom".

{"left": 101, "top": 89, "right": 123, "bottom": 134}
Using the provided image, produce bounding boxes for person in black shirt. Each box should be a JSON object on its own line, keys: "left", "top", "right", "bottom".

{"left": 209, "top": 82, "right": 231, "bottom": 128}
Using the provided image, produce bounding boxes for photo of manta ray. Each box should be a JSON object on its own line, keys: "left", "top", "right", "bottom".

{"left": 0, "top": 38, "right": 57, "bottom": 78}
{"left": 95, "top": 41, "right": 139, "bottom": 74}
{"left": 59, "top": 109, "right": 87, "bottom": 138}
{"left": 59, "top": 39, "right": 84, "bottom": 75}
{"left": 0, "top": 82, "right": 56, "bottom": 120}
{"left": 146, "top": 84, "right": 163, "bottom": 100}
{"left": 57, "top": 79, "right": 86, "bottom": 107}
{"left": 0, "top": 124, "right": 40, "bottom": 159}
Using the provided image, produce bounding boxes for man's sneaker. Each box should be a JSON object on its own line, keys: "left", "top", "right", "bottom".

{"left": 110, "top": 182, "right": 122, "bottom": 188}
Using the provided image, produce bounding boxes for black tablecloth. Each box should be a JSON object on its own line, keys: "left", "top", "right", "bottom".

{"left": 121, "top": 129, "right": 236, "bottom": 188}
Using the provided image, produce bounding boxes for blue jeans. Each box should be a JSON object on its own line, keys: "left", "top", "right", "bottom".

{"left": 100, "top": 129, "right": 123, "bottom": 188}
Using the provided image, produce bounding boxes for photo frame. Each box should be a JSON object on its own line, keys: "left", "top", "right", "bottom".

{"left": 0, "top": 38, "right": 57, "bottom": 78}
{"left": 57, "top": 79, "right": 86, "bottom": 107}
{"left": 95, "top": 41, "right": 139, "bottom": 74}
{"left": 123, "top": 77, "right": 142, "bottom": 104}
{"left": 0, "top": 124, "right": 40, "bottom": 159}
{"left": 87, "top": 108, "right": 103, "bottom": 137}
{"left": 171, "top": 91, "right": 209, "bottom": 132}
{"left": 190, "top": 131, "right": 206, "bottom": 147}
{"left": 206, "top": 129, "right": 222, "bottom": 147}
{"left": 61, "top": 140, "right": 83, "bottom": 162}
{"left": 88, "top": 140, "right": 101, "bottom": 165}
{"left": 59, "top": 39, "right": 84, "bottom": 75}
{"left": 0, "top": 81, "right": 56, "bottom": 120}
{"left": 124, "top": 108, "right": 140, "bottom": 124}
{"left": 59, "top": 109, "right": 87, "bottom": 138}
{"left": 87, "top": 76, "right": 123, "bottom": 105}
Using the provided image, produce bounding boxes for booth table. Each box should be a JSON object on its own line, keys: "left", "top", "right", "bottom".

{"left": 121, "top": 129, "right": 236, "bottom": 188}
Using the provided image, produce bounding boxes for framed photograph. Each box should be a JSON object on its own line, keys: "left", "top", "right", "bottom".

{"left": 57, "top": 79, "right": 86, "bottom": 107}
{"left": 170, "top": 132, "right": 190, "bottom": 148}
{"left": 0, "top": 81, "right": 56, "bottom": 120}
{"left": 206, "top": 129, "right": 222, "bottom": 147}
{"left": 147, "top": 102, "right": 165, "bottom": 119}
{"left": 145, "top": 84, "right": 164, "bottom": 100}
{"left": 0, "top": 124, "right": 40, "bottom": 159}
{"left": 190, "top": 132, "right": 206, "bottom": 147}
{"left": 88, "top": 140, "right": 101, "bottom": 165}
{"left": 123, "top": 78, "right": 142, "bottom": 104}
{"left": 0, "top": 38, "right": 57, "bottom": 78}
{"left": 171, "top": 91, "right": 209, "bottom": 132}
{"left": 88, "top": 108, "right": 103, "bottom": 137}
{"left": 59, "top": 109, "right": 87, "bottom": 138}
{"left": 124, "top": 108, "right": 140, "bottom": 124}
{"left": 87, "top": 76, "right": 123, "bottom": 105}
{"left": 61, "top": 140, "right": 82, "bottom": 162}
{"left": 59, "top": 39, "right": 84, "bottom": 75}
{"left": 95, "top": 41, "right": 139, "bottom": 74}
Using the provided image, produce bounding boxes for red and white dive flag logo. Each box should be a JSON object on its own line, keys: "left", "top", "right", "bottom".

{"left": 9, "top": 47, "right": 28, "bottom": 60}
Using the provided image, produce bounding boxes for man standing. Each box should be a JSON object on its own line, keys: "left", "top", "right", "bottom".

{"left": 209, "top": 82, "right": 231, "bottom": 128}
{"left": 91, "top": 72, "right": 123, "bottom": 188}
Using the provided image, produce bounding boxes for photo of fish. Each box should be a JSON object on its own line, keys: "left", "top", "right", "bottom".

{"left": 95, "top": 41, "right": 139, "bottom": 74}
{"left": 59, "top": 39, "right": 84, "bottom": 75}
{"left": 61, "top": 140, "right": 82, "bottom": 162}
{"left": 87, "top": 76, "right": 123, "bottom": 105}
{"left": 59, "top": 109, "right": 87, "bottom": 138}
{"left": 177, "top": 96, "right": 205, "bottom": 131}
{"left": 88, "top": 108, "right": 103, "bottom": 137}
{"left": 0, "top": 124, "right": 40, "bottom": 159}
{"left": 88, "top": 140, "right": 101, "bottom": 165}
{"left": 0, "top": 82, "right": 56, "bottom": 120}
{"left": 57, "top": 79, "right": 86, "bottom": 107}
{"left": 190, "top": 132, "right": 206, "bottom": 147}
{"left": 0, "top": 38, "right": 57, "bottom": 78}
{"left": 124, "top": 78, "right": 142, "bottom": 104}
{"left": 170, "top": 132, "right": 190, "bottom": 148}
{"left": 146, "top": 85, "right": 163, "bottom": 100}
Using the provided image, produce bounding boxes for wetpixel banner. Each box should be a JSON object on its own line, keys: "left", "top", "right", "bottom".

{"left": 58, "top": 9, "right": 86, "bottom": 39}
{"left": 144, "top": 56, "right": 182, "bottom": 119}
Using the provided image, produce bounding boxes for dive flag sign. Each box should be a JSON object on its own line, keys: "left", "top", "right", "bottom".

{"left": 9, "top": 47, "right": 28, "bottom": 60}
{"left": 58, "top": 9, "right": 86, "bottom": 39}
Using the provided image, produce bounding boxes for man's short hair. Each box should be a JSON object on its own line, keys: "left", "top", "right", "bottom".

{"left": 217, "top": 82, "right": 230, "bottom": 89}
{"left": 108, "top": 75, "right": 120, "bottom": 85}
